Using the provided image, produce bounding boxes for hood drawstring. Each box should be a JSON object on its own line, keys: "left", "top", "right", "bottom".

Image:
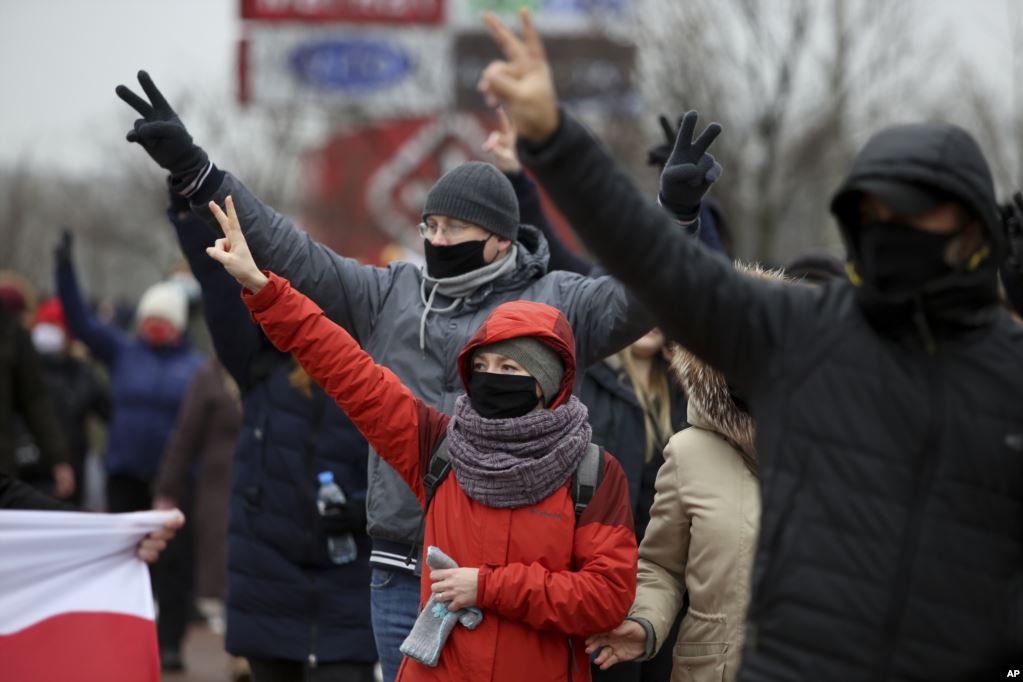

{"left": 419, "top": 279, "right": 463, "bottom": 352}
{"left": 417, "top": 245, "right": 520, "bottom": 352}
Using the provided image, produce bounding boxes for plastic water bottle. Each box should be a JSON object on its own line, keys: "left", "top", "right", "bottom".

{"left": 316, "top": 471, "right": 357, "bottom": 565}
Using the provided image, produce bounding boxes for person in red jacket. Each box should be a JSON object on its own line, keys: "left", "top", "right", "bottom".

{"left": 205, "top": 196, "right": 637, "bottom": 681}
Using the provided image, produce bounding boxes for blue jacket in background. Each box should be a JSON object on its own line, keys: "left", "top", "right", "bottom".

{"left": 56, "top": 259, "right": 203, "bottom": 482}
{"left": 168, "top": 201, "right": 376, "bottom": 665}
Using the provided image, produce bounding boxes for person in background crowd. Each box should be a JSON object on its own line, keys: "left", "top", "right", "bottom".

{"left": 117, "top": 70, "right": 665, "bottom": 682}
{"left": 480, "top": 10, "right": 1023, "bottom": 677}
{"left": 154, "top": 358, "right": 236, "bottom": 606}
{"left": 166, "top": 189, "right": 376, "bottom": 682}
{"left": 54, "top": 230, "right": 204, "bottom": 670}
{"left": 481, "top": 87, "right": 716, "bottom": 682}
{"left": 0, "top": 271, "right": 39, "bottom": 327}
{"left": 25, "top": 298, "right": 111, "bottom": 507}
{"left": 586, "top": 265, "right": 780, "bottom": 682}
{"left": 206, "top": 194, "right": 638, "bottom": 682}
{"left": 0, "top": 301, "right": 74, "bottom": 500}
{"left": 580, "top": 328, "right": 687, "bottom": 682}
{"left": 151, "top": 357, "right": 239, "bottom": 673}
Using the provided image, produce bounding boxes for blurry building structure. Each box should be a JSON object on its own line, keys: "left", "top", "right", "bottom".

{"left": 238, "top": 0, "right": 638, "bottom": 264}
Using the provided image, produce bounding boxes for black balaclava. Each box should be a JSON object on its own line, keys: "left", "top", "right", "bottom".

{"left": 829, "top": 123, "right": 1003, "bottom": 345}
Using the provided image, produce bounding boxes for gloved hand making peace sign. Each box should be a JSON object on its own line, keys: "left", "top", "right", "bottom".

{"left": 115, "top": 70, "right": 209, "bottom": 182}
{"left": 658, "top": 111, "right": 723, "bottom": 222}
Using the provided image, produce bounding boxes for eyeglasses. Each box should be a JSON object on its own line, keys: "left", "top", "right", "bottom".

{"left": 418, "top": 221, "right": 473, "bottom": 240}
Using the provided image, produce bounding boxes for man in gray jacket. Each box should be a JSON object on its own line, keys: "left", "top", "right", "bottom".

{"left": 114, "top": 71, "right": 716, "bottom": 682}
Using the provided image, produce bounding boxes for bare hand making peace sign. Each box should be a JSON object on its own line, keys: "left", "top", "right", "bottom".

{"left": 206, "top": 197, "right": 269, "bottom": 294}
{"left": 477, "top": 9, "right": 560, "bottom": 143}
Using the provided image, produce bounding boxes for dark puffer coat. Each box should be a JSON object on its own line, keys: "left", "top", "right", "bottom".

{"left": 520, "top": 112, "right": 1023, "bottom": 680}
{"left": 168, "top": 203, "right": 376, "bottom": 665}
{"left": 56, "top": 260, "right": 204, "bottom": 482}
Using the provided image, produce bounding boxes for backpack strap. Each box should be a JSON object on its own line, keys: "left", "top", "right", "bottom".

{"left": 423, "top": 437, "right": 452, "bottom": 512}
{"left": 406, "top": 436, "right": 452, "bottom": 575}
{"left": 571, "top": 443, "right": 604, "bottom": 520}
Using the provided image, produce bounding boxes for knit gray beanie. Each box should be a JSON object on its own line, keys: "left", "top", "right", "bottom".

{"left": 476, "top": 337, "right": 565, "bottom": 406}
{"left": 422, "top": 162, "right": 520, "bottom": 241}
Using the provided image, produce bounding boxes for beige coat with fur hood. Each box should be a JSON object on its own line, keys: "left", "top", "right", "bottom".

{"left": 628, "top": 326, "right": 760, "bottom": 681}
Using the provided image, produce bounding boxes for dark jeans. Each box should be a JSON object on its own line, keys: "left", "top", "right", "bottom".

{"left": 154, "top": 488, "right": 195, "bottom": 654}
{"left": 105, "top": 473, "right": 151, "bottom": 512}
{"left": 369, "top": 567, "right": 420, "bottom": 682}
{"left": 249, "top": 658, "right": 375, "bottom": 682}
{"left": 106, "top": 474, "right": 195, "bottom": 655}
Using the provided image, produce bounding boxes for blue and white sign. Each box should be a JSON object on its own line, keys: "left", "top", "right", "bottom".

{"left": 289, "top": 39, "right": 414, "bottom": 92}
{"left": 243, "top": 25, "right": 453, "bottom": 114}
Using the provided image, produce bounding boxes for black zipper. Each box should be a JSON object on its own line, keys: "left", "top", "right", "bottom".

{"left": 567, "top": 638, "right": 574, "bottom": 681}
{"left": 873, "top": 356, "right": 943, "bottom": 681}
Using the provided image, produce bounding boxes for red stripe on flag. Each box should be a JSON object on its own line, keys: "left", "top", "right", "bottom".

{"left": 0, "top": 611, "right": 159, "bottom": 682}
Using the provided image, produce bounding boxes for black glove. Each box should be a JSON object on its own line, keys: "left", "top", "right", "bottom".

{"left": 646, "top": 114, "right": 678, "bottom": 168}
{"left": 116, "top": 71, "right": 208, "bottom": 179}
{"left": 54, "top": 229, "right": 73, "bottom": 265}
{"left": 658, "top": 111, "right": 723, "bottom": 221}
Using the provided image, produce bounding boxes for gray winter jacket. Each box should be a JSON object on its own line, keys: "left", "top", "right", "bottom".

{"left": 195, "top": 172, "right": 650, "bottom": 570}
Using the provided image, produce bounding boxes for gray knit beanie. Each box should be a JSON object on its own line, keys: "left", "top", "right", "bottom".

{"left": 476, "top": 337, "right": 565, "bottom": 406}
{"left": 422, "top": 162, "right": 520, "bottom": 241}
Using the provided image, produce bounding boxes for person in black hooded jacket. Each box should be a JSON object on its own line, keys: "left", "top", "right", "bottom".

{"left": 478, "top": 11, "right": 1023, "bottom": 680}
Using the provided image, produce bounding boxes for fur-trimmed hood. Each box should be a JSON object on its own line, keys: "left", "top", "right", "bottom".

{"left": 670, "top": 262, "right": 787, "bottom": 472}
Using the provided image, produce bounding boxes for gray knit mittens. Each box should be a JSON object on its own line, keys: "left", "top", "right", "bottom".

{"left": 399, "top": 546, "right": 484, "bottom": 667}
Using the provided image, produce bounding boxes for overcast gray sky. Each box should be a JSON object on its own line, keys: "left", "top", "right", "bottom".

{"left": 0, "top": 0, "right": 1016, "bottom": 174}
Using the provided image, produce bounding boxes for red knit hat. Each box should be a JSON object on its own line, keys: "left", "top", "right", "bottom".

{"left": 34, "top": 298, "right": 70, "bottom": 335}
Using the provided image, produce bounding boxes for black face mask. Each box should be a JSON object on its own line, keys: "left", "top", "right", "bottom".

{"left": 424, "top": 238, "right": 491, "bottom": 279}
{"left": 468, "top": 372, "right": 541, "bottom": 419}
{"left": 856, "top": 220, "right": 955, "bottom": 295}
{"left": 853, "top": 221, "right": 1000, "bottom": 341}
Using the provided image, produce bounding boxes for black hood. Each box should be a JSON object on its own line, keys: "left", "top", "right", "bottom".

{"left": 831, "top": 122, "right": 1002, "bottom": 249}
{"left": 829, "top": 122, "right": 1003, "bottom": 342}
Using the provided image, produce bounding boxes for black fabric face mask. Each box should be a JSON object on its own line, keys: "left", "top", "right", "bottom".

{"left": 856, "top": 220, "right": 956, "bottom": 295}
{"left": 469, "top": 372, "right": 541, "bottom": 419}
{"left": 424, "top": 238, "right": 490, "bottom": 279}
{"left": 852, "top": 221, "right": 1000, "bottom": 340}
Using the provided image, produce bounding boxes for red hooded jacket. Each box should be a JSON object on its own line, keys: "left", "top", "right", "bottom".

{"left": 245, "top": 273, "right": 637, "bottom": 682}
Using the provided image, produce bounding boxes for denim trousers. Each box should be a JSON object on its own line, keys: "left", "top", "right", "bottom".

{"left": 370, "top": 567, "right": 421, "bottom": 682}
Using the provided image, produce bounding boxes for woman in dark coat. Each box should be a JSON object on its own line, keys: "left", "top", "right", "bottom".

{"left": 154, "top": 359, "right": 240, "bottom": 601}
{"left": 167, "top": 190, "right": 377, "bottom": 682}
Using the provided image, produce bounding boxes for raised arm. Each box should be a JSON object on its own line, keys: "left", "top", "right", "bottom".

{"left": 116, "top": 70, "right": 395, "bottom": 345}
{"left": 206, "top": 196, "right": 448, "bottom": 503}
{"left": 54, "top": 232, "right": 127, "bottom": 368}
{"left": 478, "top": 10, "right": 814, "bottom": 387}
{"left": 476, "top": 454, "right": 637, "bottom": 636}
{"left": 483, "top": 107, "right": 593, "bottom": 275}
{"left": 166, "top": 186, "right": 266, "bottom": 389}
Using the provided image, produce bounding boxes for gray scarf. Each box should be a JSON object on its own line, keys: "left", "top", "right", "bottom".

{"left": 418, "top": 246, "right": 519, "bottom": 350}
{"left": 446, "top": 394, "right": 592, "bottom": 508}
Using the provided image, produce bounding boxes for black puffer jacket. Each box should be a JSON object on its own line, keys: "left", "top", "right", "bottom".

{"left": 520, "top": 113, "right": 1023, "bottom": 680}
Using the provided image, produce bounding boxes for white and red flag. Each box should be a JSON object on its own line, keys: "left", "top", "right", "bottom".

{"left": 0, "top": 510, "right": 176, "bottom": 682}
